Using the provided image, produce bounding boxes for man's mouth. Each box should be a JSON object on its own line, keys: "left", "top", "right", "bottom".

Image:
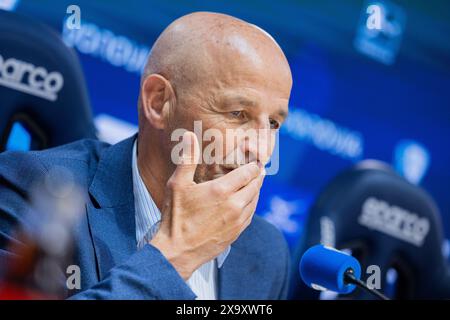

{"left": 211, "top": 165, "right": 238, "bottom": 179}
{"left": 221, "top": 164, "right": 239, "bottom": 172}
{"left": 212, "top": 162, "right": 265, "bottom": 180}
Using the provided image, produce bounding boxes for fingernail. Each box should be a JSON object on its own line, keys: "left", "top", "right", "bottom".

{"left": 250, "top": 161, "right": 259, "bottom": 170}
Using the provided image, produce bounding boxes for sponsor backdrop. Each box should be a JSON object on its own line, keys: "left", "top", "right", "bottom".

{"left": 2, "top": 0, "right": 450, "bottom": 254}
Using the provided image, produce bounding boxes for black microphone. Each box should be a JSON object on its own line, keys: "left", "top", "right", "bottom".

{"left": 299, "top": 245, "right": 389, "bottom": 300}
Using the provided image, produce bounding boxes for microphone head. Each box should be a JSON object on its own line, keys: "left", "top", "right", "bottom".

{"left": 300, "top": 244, "right": 361, "bottom": 294}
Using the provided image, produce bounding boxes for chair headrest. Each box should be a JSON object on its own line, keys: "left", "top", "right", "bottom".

{"left": 0, "top": 10, "right": 96, "bottom": 151}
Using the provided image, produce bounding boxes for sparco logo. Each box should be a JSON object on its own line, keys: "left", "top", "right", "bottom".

{"left": 358, "top": 197, "right": 430, "bottom": 247}
{"left": 0, "top": 54, "right": 64, "bottom": 101}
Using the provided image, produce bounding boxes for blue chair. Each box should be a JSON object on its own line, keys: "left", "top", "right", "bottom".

{"left": 0, "top": 9, "right": 96, "bottom": 151}
{"left": 290, "top": 160, "right": 450, "bottom": 299}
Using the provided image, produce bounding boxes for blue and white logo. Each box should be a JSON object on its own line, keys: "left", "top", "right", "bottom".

{"left": 394, "top": 140, "right": 430, "bottom": 185}
{"left": 354, "top": 0, "right": 406, "bottom": 65}
{"left": 62, "top": 19, "right": 150, "bottom": 75}
{"left": 0, "top": 0, "right": 19, "bottom": 11}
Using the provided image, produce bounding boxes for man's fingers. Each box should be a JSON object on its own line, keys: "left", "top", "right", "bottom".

{"left": 231, "top": 174, "right": 264, "bottom": 208}
{"left": 169, "top": 131, "right": 200, "bottom": 185}
{"left": 213, "top": 162, "right": 261, "bottom": 193}
{"left": 240, "top": 193, "right": 260, "bottom": 228}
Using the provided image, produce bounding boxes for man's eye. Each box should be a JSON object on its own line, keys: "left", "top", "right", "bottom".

{"left": 269, "top": 118, "right": 280, "bottom": 129}
{"left": 230, "top": 111, "right": 244, "bottom": 118}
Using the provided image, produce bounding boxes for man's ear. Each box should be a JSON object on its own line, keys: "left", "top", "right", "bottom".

{"left": 140, "top": 74, "right": 174, "bottom": 129}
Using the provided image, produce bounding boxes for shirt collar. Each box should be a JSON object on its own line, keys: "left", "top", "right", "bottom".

{"left": 131, "top": 139, "right": 230, "bottom": 268}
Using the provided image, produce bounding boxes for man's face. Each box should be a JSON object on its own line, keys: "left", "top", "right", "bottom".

{"left": 166, "top": 55, "right": 291, "bottom": 183}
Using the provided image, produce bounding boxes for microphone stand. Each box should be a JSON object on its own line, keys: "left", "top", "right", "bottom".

{"left": 344, "top": 269, "right": 390, "bottom": 300}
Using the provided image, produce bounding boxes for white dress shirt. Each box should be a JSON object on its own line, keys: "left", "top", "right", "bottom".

{"left": 131, "top": 140, "right": 230, "bottom": 300}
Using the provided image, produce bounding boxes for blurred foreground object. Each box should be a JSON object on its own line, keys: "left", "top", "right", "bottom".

{"left": 0, "top": 166, "right": 84, "bottom": 299}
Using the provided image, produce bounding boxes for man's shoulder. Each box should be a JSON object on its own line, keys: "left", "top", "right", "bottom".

{"left": 1, "top": 138, "right": 109, "bottom": 163}
{"left": 0, "top": 138, "right": 111, "bottom": 189}
{"left": 30, "top": 138, "right": 109, "bottom": 165}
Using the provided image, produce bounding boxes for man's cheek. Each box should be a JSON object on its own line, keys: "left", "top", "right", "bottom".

{"left": 256, "top": 136, "right": 275, "bottom": 166}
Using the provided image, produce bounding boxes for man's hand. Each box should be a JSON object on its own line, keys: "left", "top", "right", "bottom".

{"left": 150, "top": 131, "right": 264, "bottom": 280}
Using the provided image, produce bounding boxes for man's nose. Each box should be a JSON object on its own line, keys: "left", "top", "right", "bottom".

{"left": 239, "top": 126, "right": 272, "bottom": 166}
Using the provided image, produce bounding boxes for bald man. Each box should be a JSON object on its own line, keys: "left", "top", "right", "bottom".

{"left": 0, "top": 12, "right": 292, "bottom": 299}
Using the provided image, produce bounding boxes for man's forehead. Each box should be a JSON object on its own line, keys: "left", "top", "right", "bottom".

{"left": 219, "top": 90, "right": 289, "bottom": 115}
{"left": 142, "top": 12, "right": 292, "bottom": 96}
{"left": 219, "top": 87, "right": 289, "bottom": 100}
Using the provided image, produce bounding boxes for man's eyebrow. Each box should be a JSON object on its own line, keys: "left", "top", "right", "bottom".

{"left": 222, "top": 95, "right": 257, "bottom": 107}
{"left": 221, "top": 94, "right": 289, "bottom": 119}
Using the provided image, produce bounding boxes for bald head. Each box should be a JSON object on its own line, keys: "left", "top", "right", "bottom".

{"left": 141, "top": 11, "right": 291, "bottom": 98}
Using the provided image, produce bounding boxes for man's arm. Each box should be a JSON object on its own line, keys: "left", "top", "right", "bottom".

{"left": 69, "top": 244, "right": 195, "bottom": 299}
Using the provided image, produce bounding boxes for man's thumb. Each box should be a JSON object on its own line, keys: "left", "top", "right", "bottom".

{"left": 171, "top": 131, "right": 200, "bottom": 184}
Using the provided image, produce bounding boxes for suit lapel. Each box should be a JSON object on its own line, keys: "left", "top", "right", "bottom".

{"left": 86, "top": 135, "right": 137, "bottom": 280}
{"left": 218, "top": 234, "right": 268, "bottom": 299}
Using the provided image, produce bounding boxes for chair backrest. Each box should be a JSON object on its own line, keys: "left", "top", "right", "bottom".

{"left": 290, "top": 160, "right": 450, "bottom": 299}
{"left": 0, "top": 9, "right": 96, "bottom": 152}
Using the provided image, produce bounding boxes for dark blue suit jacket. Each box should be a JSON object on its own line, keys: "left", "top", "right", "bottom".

{"left": 0, "top": 136, "right": 290, "bottom": 299}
